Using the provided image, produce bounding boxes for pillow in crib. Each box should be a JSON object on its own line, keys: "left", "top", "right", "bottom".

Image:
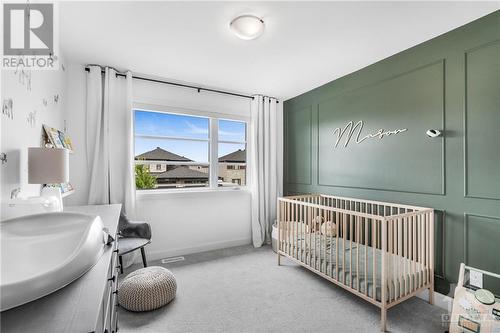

{"left": 320, "top": 221, "right": 337, "bottom": 237}
{"left": 285, "top": 220, "right": 310, "bottom": 234}
{"left": 296, "top": 221, "right": 310, "bottom": 234}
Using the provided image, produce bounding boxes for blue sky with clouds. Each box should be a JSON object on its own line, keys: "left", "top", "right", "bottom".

{"left": 134, "top": 110, "right": 246, "bottom": 162}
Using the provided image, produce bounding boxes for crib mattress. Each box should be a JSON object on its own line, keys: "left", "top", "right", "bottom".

{"left": 282, "top": 234, "right": 427, "bottom": 301}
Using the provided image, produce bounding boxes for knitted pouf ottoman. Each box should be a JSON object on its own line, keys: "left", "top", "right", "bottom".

{"left": 118, "top": 266, "right": 177, "bottom": 312}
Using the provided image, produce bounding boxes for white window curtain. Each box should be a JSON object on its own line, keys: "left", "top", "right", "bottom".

{"left": 86, "top": 66, "right": 135, "bottom": 216}
{"left": 250, "top": 95, "right": 283, "bottom": 247}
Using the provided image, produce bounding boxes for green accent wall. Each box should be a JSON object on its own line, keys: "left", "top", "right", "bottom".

{"left": 283, "top": 11, "right": 500, "bottom": 295}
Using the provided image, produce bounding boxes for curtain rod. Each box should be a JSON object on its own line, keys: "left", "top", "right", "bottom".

{"left": 84, "top": 67, "right": 279, "bottom": 103}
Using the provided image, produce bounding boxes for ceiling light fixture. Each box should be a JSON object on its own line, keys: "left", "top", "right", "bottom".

{"left": 229, "top": 15, "right": 265, "bottom": 40}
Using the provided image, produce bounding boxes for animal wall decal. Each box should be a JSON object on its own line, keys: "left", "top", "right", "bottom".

{"left": 14, "top": 65, "right": 32, "bottom": 92}
{"left": 27, "top": 110, "right": 37, "bottom": 128}
{"left": 2, "top": 99, "right": 14, "bottom": 119}
{"left": 332, "top": 120, "right": 407, "bottom": 148}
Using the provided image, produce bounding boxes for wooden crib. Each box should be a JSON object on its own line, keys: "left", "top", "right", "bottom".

{"left": 277, "top": 194, "right": 434, "bottom": 332}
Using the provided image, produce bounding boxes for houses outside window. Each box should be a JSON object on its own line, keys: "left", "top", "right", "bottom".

{"left": 134, "top": 109, "right": 247, "bottom": 191}
{"left": 217, "top": 119, "right": 246, "bottom": 187}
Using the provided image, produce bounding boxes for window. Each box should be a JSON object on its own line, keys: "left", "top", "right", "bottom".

{"left": 134, "top": 109, "right": 247, "bottom": 191}
{"left": 217, "top": 119, "right": 246, "bottom": 187}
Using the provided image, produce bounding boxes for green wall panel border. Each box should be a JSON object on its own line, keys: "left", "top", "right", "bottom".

{"left": 315, "top": 59, "right": 446, "bottom": 196}
{"left": 285, "top": 105, "right": 313, "bottom": 185}
{"left": 463, "top": 39, "right": 500, "bottom": 201}
{"left": 463, "top": 213, "right": 500, "bottom": 271}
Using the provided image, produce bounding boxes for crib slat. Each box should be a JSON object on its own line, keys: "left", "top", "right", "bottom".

{"left": 319, "top": 203, "right": 322, "bottom": 272}
{"left": 425, "top": 213, "right": 428, "bottom": 286}
{"left": 419, "top": 213, "right": 423, "bottom": 288}
{"left": 429, "top": 211, "right": 435, "bottom": 304}
{"left": 280, "top": 200, "right": 283, "bottom": 253}
{"left": 336, "top": 209, "right": 339, "bottom": 281}
{"left": 285, "top": 201, "right": 288, "bottom": 255}
{"left": 396, "top": 217, "right": 401, "bottom": 299}
{"left": 426, "top": 212, "right": 430, "bottom": 285}
{"left": 392, "top": 217, "right": 396, "bottom": 300}
{"left": 356, "top": 215, "right": 360, "bottom": 292}
{"left": 289, "top": 202, "right": 292, "bottom": 257}
{"left": 323, "top": 206, "right": 327, "bottom": 275}
{"left": 381, "top": 218, "right": 387, "bottom": 317}
{"left": 301, "top": 198, "right": 305, "bottom": 262}
{"left": 365, "top": 217, "right": 368, "bottom": 296}
{"left": 372, "top": 218, "right": 376, "bottom": 301}
{"left": 283, "top": 201, "right": 286, "bottom": 254}
{"left": 289, "top": 201, "right": 293, "bottom": 256}
{"left": 278, "top": 201, "right": 283, "bottom": 252}
{"left": 388, "top": 219, "right": 393, "bottom": 301}
{"left": 309, "top": 205, "right": 312, "bottom": 266}
{"left": 410, "top": 215, "right": 414, "bottom": 293}
{"left": 343, "top": 212, "right": 346, "bottom": 285}
{"left": 289, "top": 201, "right": 292, "bottom": 256}
{"left": 314, "top": 205, "right": 318, "bottom": 270}
{"left": 296, "top": 199, "right": 299, "bottom": 261}
{"left": 297, "top": 202, "right": 300, "bottom": 260}
{"left": 322, "top": 198, "right": 326, "bottom": 269}
{"left": 350, "top": 203, "right": 353, "bottom": 288}
{"left": 404, "top": 216, "right": 408, "bottom": 296}
{"left": 412, "top": 214, "right": 416, "bottom": 291}
{"left": 330, "top": 198, "right": 333, "bottom": 277}
{"left": 292, "top": 202, "right": 295, "bottom": 258}
{"left": 284, "top": 201, "right": 288, "bottom": 255}
{"left": 284, "top": 202, "right": 290, "bottom": 253}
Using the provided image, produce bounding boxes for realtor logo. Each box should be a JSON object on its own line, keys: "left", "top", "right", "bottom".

{"left": 3, "top": 3, "right": 58, "bottom": 70}
{"left": 4, "top": 3, "right": 53, "bottom": 55}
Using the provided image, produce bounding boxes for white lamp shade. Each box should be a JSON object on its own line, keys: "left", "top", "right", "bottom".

{"left": 229, "top": 15, "right": 265, "bottom": 40}
{"left": 28, "top": 148, "right": 69, "bottom": 184}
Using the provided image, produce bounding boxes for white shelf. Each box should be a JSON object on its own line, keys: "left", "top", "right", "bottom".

{"left": 61, "top": 189, "right": 75, "bottom": 198}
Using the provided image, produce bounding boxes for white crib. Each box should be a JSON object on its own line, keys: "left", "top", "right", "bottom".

{"left": 277, "top": 194, "right": 434, "bottom": 332}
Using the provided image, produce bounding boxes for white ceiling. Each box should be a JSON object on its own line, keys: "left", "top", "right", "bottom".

{"left": 60, "top": 1, "right": 499, "bottom": 100}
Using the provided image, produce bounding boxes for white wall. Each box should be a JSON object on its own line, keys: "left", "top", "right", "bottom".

{"left": 63, "top": 64, "right": 89, "bottom": 206}
{"left": 1, "top": 61, "right": 67, "bottom": 218}
{"left": 64, "top": 64, "right": 252, "bottom": 259}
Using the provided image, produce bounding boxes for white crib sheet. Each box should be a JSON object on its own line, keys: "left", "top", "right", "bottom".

{"left": 282, "top": 233, "right": 426, "bottom": 301}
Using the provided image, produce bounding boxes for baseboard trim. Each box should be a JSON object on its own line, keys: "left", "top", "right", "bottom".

{"left": 417, "top": 289, "right": 453, "bottom": 312}
{"left": 140, "top": 237, "right": 252, "bottom": 263}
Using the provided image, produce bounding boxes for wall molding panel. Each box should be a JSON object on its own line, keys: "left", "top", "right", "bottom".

{"left": 463, "top": 39, "right": 500, "bottom": 200}
{"left": 316, "top": 60, "right": 445, "bottom": 195}
{"left": 285, "top": 105, "right": 313, "bottom": 185}
{"left": 463, "top": 213, "right": 500, "bottom": 268}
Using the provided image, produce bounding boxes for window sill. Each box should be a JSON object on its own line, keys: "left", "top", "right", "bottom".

{"left": 136, "top": 186, "right": 251, "bottom": 198}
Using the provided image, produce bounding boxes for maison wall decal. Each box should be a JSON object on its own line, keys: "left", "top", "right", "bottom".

{"left": 333, "top": 120, "right": 407, "bottom": 148}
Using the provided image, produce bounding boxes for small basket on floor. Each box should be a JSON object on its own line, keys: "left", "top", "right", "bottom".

{"left": 118, "top": 266, "right": 177, "bottom": 312}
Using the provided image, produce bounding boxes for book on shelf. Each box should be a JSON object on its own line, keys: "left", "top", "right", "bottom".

{"left": 44, "top": 182, "right": 74, "bottom": 194}
{"left": 43, "top": 124, "right": 74, "bottom": 151}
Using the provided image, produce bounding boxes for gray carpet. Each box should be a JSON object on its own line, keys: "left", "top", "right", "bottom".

{"left": 118, "top": 246, "right": 447, "bottom": 333}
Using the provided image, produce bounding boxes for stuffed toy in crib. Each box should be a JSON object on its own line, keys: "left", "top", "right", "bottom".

{"left": 312, "top": 216, "right": 337, "bottom": 237}
{"left": 320, "top": 220, "right": 337, "bottom": 237}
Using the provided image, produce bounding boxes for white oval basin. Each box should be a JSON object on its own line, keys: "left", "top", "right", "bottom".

{"left": 0, "top": 212, "right": 106, "bottom": 311}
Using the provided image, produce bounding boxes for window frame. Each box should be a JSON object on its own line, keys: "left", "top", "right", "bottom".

{"left": 217, "top": 118, "right": 247, "bottom": 188}
{"left": 133, "top": 102, "right": 249, "bottom": 193}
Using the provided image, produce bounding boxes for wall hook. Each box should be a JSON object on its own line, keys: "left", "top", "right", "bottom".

{"left": 426, "top": 129, "right": 442, "bottom": 138}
